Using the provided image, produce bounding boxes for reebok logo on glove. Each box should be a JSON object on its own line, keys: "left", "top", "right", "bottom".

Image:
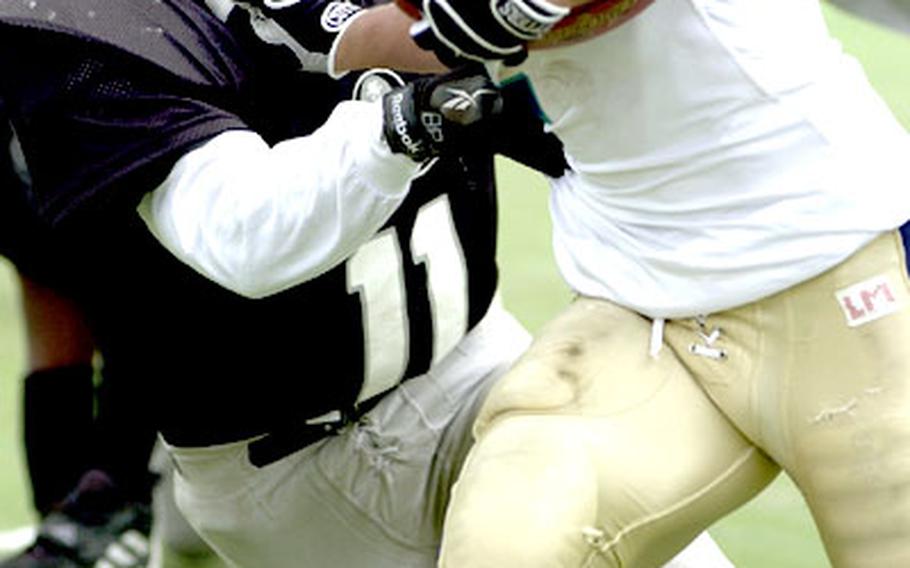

{"left": 389, "top": 91, "right": 426, "bottom": 157}
{"left": 438, "top": 86, "right": 500, "bottom": 121}
{"left": 382, "top": 68, "right": 503, "bottom": 163}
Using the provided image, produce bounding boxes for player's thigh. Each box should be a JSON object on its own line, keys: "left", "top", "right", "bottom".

{"left": 782, "top": 231, "right": 910, "bottom": 567}
{"left": 168, "top": 426, "right": 443, "bottom": 568}
{"left": 442, "top": 297, "right": 779, "bottom": 568}
{"left": 670, "top": 230, "right": 910, "bottom": 568}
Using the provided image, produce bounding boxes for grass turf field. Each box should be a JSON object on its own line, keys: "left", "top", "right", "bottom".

{"left": 1, "top": 4, "right": 908, "bottom": 566}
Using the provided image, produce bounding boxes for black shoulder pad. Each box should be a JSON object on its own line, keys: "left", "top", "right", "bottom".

{"left": 0, "top": 0, "right": 247, "bottom": 88}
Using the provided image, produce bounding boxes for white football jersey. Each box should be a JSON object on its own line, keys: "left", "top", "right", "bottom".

{"left": 490, "top": 0, "right": 910, "bottom": 318}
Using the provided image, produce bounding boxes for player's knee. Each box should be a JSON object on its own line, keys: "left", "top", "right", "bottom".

{"left": 440, "top": 530, "right": 601, "bottom": 568}
{"left": 441, "top": 508, "right": 605, "bottom": 568}
{"left": 474, "top": 345, "right": 591, "bottom": 435}
{"left": 442, "top": 415, "right": 603, "bottom": 567}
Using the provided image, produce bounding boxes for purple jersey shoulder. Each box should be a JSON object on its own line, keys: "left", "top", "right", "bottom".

{"left": 0, "top": 0, "right": 250, "bottom": 226}
{"left": 0, "top": 0, "right": 247, "bottom": 87}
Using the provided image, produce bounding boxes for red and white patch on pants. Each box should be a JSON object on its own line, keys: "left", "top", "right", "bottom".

{"left": 836, "top": 274, "right": 904, "bottom": 327}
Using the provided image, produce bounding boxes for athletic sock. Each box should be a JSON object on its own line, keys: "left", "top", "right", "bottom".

{"left": 23, "top": 364, "right": 96, "bottom": 515}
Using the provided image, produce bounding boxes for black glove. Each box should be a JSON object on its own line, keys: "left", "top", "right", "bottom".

{"left": 213, "top": 0, "right": 365, "bottom": 74}
{"left": 404, "top": 0, "right": 569, "bottom": 66}
{"left": 382, "top": 66, "right": 503, "bottom": 162}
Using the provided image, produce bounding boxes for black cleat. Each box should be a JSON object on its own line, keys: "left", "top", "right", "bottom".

{"left": 1, "top": 470, "right": 151, "bottom": 568}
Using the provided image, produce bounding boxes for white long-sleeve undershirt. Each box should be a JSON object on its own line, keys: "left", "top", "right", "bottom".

{"left": 138, "top": 100, "right": 421, "bottom": 299}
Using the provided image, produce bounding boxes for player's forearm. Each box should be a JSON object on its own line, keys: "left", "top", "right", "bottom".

{"left": 210, "top": 0, "right": 445, "bottom": 76}
{"left": 335, "top": 4, "right": 446, "bottom": 73}
{"left": 139, "top": 101, "right": 418, "bottom": 299}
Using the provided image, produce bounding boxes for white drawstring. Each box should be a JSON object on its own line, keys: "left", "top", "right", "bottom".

{"left": 649, "top": 318, "right": 665, "bottom": 358}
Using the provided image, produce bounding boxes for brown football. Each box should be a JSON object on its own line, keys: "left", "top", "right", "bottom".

{"left": 530, "top": 0, "right": 653, "bottom": 49}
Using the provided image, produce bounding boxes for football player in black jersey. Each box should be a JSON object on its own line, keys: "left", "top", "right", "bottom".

{"left": 0, "top": 1, "right": 530, "bottom": 566}
{"left": 0, "top": 117, "right": 157, "bottom": 567}
{"left": 0, "top": 2, "right": 729, "bottom": 567}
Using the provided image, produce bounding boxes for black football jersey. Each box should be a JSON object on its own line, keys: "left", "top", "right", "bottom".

{"left": 0, "top": 111, "right": 27, "bottom": 264}
{"left": 0, "top": 109, "right": 80, "bottom": 288}
{"left": 0, "top": 0, "right": 251, "bottom": 227}
{"left": 0, "top": 0, "right": 500, "bottom": 445}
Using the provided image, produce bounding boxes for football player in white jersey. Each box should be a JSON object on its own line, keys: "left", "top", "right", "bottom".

{"left": 343, "top": 0, "right": 910, "bottom": 566}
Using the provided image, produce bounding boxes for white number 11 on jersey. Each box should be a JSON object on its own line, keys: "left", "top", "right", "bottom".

{"left": 346, "top": 195, "right": 469, "bottom": 403}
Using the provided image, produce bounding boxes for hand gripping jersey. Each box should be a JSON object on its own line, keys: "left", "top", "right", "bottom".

{"left": 0, "top": 0, "right": 500, "bottom": 446}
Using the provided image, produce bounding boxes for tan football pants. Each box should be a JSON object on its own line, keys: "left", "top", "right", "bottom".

{"left": 440, "top": 230, "right": 910, "bottom": 568}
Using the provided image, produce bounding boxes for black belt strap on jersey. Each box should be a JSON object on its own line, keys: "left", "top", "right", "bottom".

{"left": 247, "top": 393, "right": 386, "bottom": 468}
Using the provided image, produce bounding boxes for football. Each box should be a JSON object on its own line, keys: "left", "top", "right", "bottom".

{"left": 529, "top": 0, "right": 653, "bottom": 49}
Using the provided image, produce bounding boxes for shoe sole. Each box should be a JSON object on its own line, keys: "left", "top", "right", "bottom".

{"left": 0, "top": 525, "right": 36, "bottom": 558}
